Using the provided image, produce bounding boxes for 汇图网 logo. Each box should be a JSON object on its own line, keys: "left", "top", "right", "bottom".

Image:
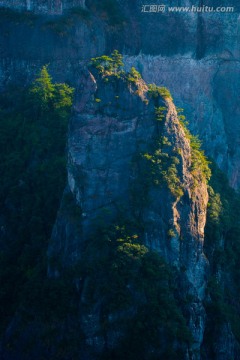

{"left": 141, "top": 4, "right": 234, "bottom": 13}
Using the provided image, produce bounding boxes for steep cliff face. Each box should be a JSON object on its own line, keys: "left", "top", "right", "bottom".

{"left": 124, "top": 55, "right": 240, "bottom": 189}
{"left": 48, "top": 63, "right": 210, "bottom": 357}
{"left": 1, "top": 1, "right": 240, "bottom": 358}
{"left": 0, "top": 0, "right": 239, "bottom": 186}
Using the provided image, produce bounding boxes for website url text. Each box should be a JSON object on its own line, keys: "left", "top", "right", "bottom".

{"left": 141, "top": 5, "right": 234, "bottom": 13}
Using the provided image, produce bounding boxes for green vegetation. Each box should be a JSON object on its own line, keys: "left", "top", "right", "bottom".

{"left": 177, "top": 108, "right": 211, "bottom": 183}
{"left": 155, "top": 106, "right": 167, "bottom": 121}
{"left": 90, "top": 50, "right": 124, "bottom": 77}
{"left": 190, "top": 135, "right": 211, "bottom": 181}
{"left": 139, "top": 106, "right": 185, "bottom": 199}
{"left": 80, "top": 225, "right": 192, "bottom": 359}
{"left": 203, "top": 162, "right": 240, "bottom": 347}
{"left": 90, "top": 51, "right": 144, "bottom": 93}
{"left": 136, "top": 104, "right": 211, "bottom": 200}
{"left": 162, "top": 158, "right": 184, "bottom": 198}
{"left": 207, "top": 186, "right": 222, "bottom": 224}
{"left": 142, "top": 143, "right": 184, "bottom": 198}
{"left": 127, "top": 67, "right": 142, "bottom": 83}
{"left": 1, "top": 51, "right": 237, "bottom": 359}
{"left": 0, "top": 63, "right": 191, "bottom": 358}
{"left": 148, "top": 84, "right": 173, "bottom": 100}
{"left": 0, "top": 66, "right": 73, "bottom": 336}
{"left": 168, "top": 228, "right": 176, "bottom": 238}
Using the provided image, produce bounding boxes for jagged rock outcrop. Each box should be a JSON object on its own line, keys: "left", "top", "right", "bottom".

{"left": 1, "top": 0, "right": 240, "bottom": 358}
{"left": 0, "top": 0, "right": 239, "bottom": 187}
{"left": 49, "top": 67, "right": 209, "bottom": 357}
{"left": 124, "top": 55, "right": 240, "bottom": 189}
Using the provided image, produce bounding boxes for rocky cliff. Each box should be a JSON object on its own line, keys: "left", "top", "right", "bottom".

{"left": 1, "top": 1, "right": 240, "bottom": 359}
{"left": 0, "top": 0, "right": 239, "bottom": 187}
{"left": 46, "top": 60, "right": 211, "bottom": 358}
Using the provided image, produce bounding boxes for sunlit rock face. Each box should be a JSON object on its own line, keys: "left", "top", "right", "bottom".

{"left": 0, "top": 1, "right": 240, "bottom": 357}
{"left": 0, "top": 0, "right": 240, "bottom": 187}
{"left": 48, "top": 69, "right": 209, "bottom": 356}
{"left": 124, "top": 55, "right": 240, "bottom": 189}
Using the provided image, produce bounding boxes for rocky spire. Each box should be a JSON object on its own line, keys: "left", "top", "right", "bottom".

{"left": 49, "top": 57, "right": 210, "bottom": 357}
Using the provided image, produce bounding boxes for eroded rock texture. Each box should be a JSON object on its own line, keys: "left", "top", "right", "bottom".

{"left": 0, "top": 0, "right": 239, "bottom": 186}
{"left": 1, "top": 0, "right": 240, "bottom": 358}
{"left": 48, "top": 70, "right": 210, "bottom": 357}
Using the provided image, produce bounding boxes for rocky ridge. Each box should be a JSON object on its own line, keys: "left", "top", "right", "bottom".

{"left": 0, "top": 1, "right": 240, "bottom": 358}
{"left": 0, "top": 0, "right": 239, "bottom": 186}
{"left": 48, "top": 61, "right": 210, "bottom": 357}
